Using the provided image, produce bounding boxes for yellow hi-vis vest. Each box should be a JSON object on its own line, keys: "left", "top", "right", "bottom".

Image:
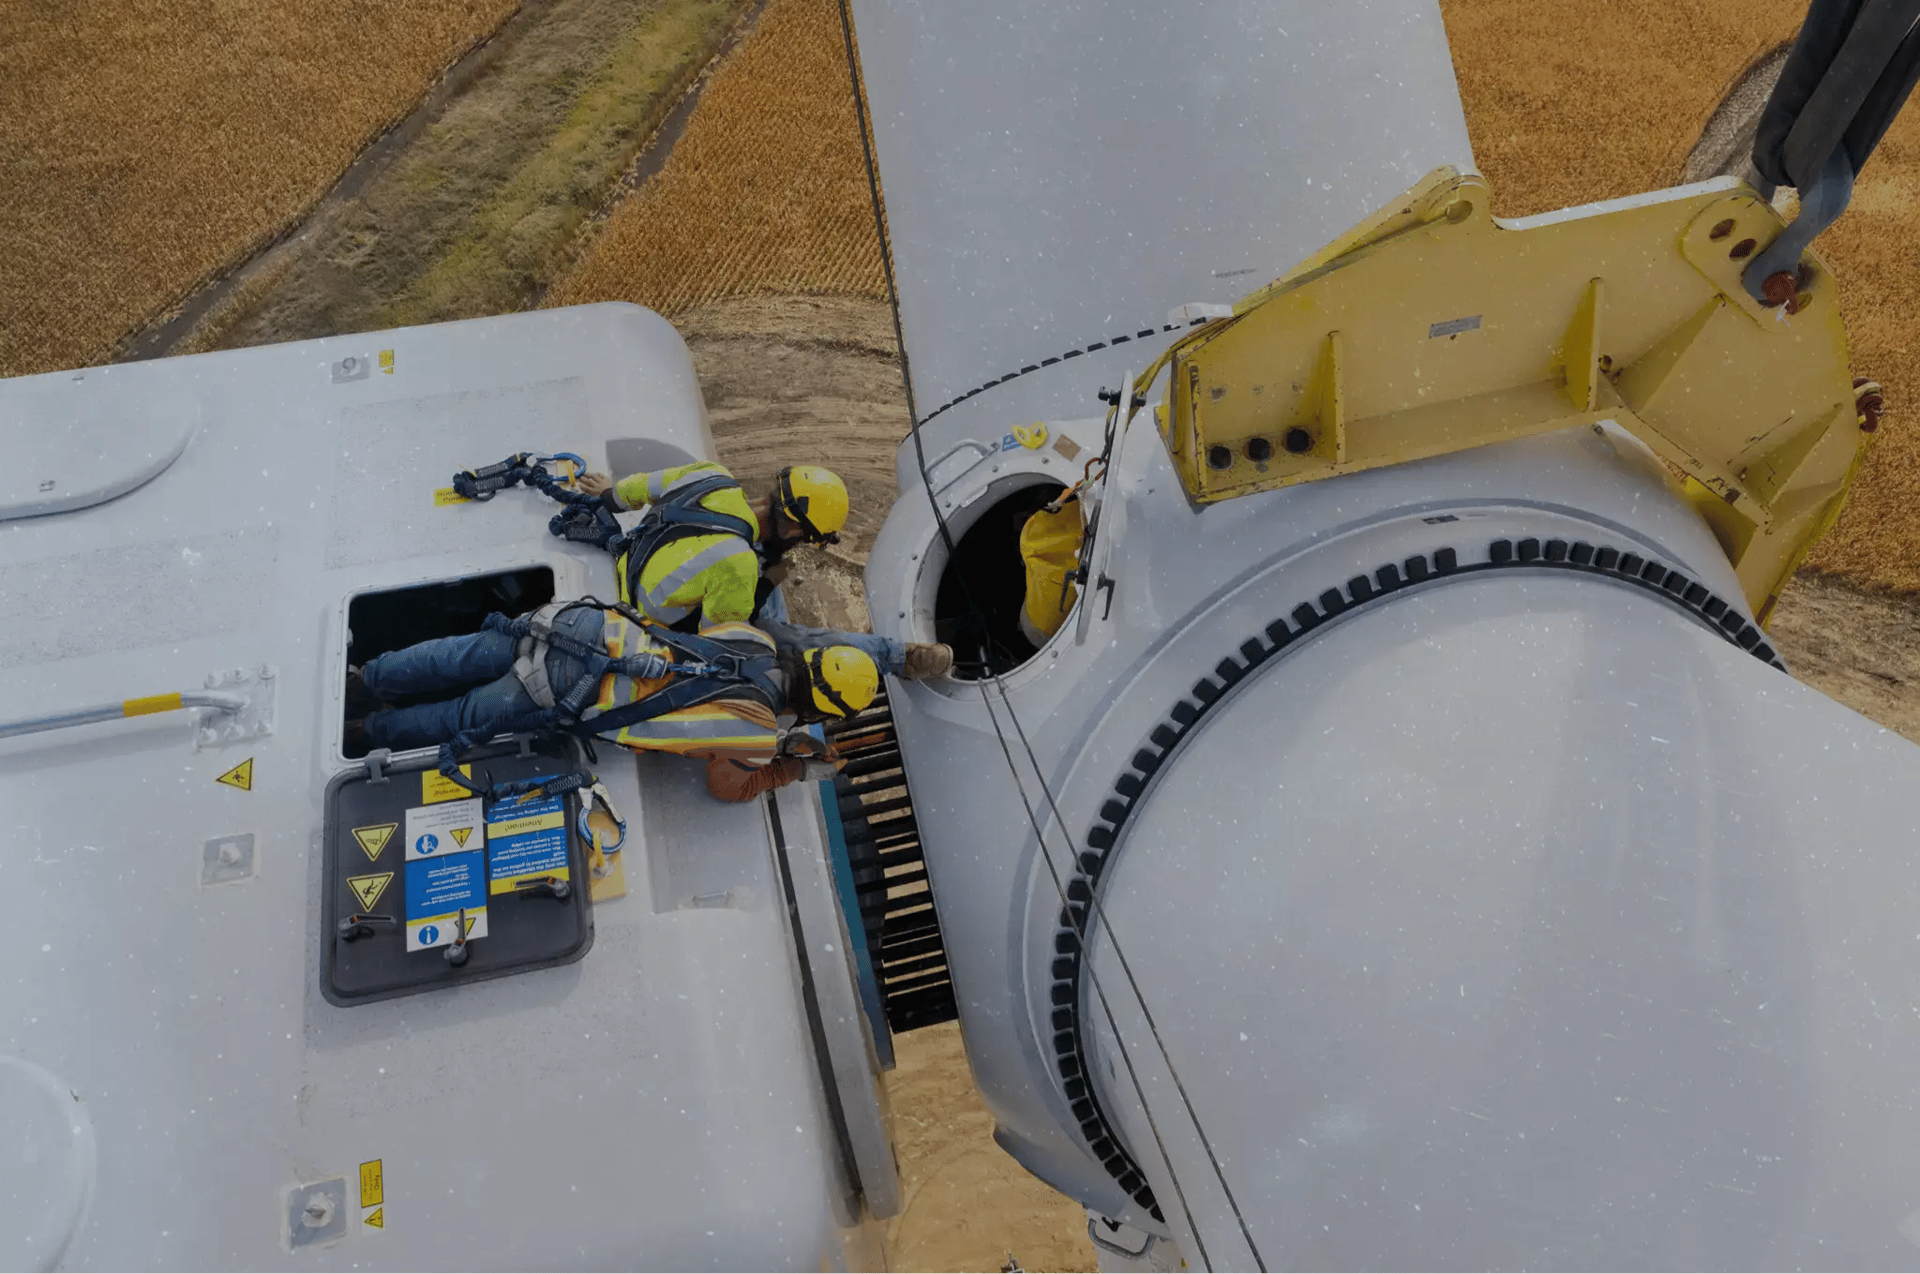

{"left": 580, "top": 615, "right": 782, "bottom": 764}
{"left": 1019, "top": 499, "right": 1086, "bottom": 642}
{"left": 609, "top": 462, "right": 763, "bottom": 625}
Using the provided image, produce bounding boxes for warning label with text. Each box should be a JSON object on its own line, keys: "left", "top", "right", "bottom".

{"left": 487, "top": 792, "right": 570, "bottom": 893}
{"left": 405, "top": 798, "right": 483, "bottom": 861}
{"left": 404, "top": 850, "right": 487, "bottom": 951}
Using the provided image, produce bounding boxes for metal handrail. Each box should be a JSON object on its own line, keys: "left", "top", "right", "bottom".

{"left": 0, "top": 690, "right": 247, "bottom": 741}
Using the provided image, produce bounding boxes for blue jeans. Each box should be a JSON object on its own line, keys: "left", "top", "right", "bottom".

{"left": 757, "top": 586, "right": 904, "bottom": 675}
{"left": 361, "top": 609, "right": 603, "bottom": 751}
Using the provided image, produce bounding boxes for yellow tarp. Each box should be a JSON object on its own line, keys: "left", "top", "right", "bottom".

{"left": 1020, "top": 497, "right": 1085, "bottom": 642}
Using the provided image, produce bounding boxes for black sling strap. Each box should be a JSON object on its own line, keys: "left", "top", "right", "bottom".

{"left": 577, "top": 626, "right": 784, "bottom": 735}
{"left": 614, "top": 474, "right": 757, "bottom": 586}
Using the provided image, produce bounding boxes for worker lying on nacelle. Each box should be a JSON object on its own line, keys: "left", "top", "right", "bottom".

{"left": 575, "top": 459, "right": 954, "bottom": 680}
{"left": 346, "top": 599, "right": 878, "bottom": 802}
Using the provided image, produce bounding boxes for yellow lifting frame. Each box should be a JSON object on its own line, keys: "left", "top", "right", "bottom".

{"left": 1135, "top": 167, "right": 1873, "bottom": 625}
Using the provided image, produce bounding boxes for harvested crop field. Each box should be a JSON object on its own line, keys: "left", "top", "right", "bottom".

{"left": 0, "top": 0, "right": 518, "bottom": 378}
{"left": 154, "top": 0, "right": 752, "bottom": 359}
{"left": 545, "top": 0, "right": 884, "bottom": 314}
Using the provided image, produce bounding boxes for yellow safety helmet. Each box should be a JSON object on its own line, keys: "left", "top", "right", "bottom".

{"left": 805, "top": 645, "right": 879, "bottom": 719}
{"left": 776, "top": 465, "right": 850, "bottom": 544}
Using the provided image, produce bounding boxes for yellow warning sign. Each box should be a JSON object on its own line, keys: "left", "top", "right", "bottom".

{"left": 421, "top": 768, "right": 471, "bottom": 804}
{"left": 360, "top": 1159, "right": 383, "bottom": 1209}
{"left": 433, "top": 486, "right": 470, "bottom": 507}
{"left": 347, "top": 872, "right": 393, "bottom": 911}
{"left": 463, "top": 915, "right": 478, "bottom": 936}
{"left": 364, "top": 1207, "right": 384, "bottom": 1229}
{"left": 378, "top": 349, "right": 394, "bottom": 375}
{"left": 214, "top": 758, "right": 253, "bottom": 791}
{"left": 352, "top": 822, "right": 397, "bottom": 862}
{"left": 449, "top": 826, "right": 473, "bottom": 848}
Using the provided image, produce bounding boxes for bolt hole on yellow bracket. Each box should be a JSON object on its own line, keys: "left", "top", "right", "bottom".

{"left": 1138, "top": 167, "right": 1871, "bottom": 620}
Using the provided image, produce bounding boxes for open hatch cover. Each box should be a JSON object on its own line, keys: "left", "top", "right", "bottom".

{"left": 322, "top": 737, "right": 594, "bottom": 1006}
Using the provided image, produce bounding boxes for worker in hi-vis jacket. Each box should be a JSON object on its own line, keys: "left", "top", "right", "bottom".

{"left": 577, "top": 459, "right": 954, "bottom": 680}
{"left": 347, "top": 599, "right": 880, "bottom": 803}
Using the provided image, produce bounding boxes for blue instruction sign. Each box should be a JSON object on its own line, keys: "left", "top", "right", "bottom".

{"left": 487, "top": 791, "right": 571, "bottom": 894}
{"left": 404, "top": 850, "right": 488, "bottom": 951}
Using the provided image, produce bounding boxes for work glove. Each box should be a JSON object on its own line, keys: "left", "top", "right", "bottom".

{"left": 797, "top": 757, "right": 842, "bottom": 782}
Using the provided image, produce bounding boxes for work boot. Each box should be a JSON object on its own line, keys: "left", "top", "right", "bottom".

{"left": 345, "top": 665, "right": 372, "bottom": 716}
{"left": 345, "top": 664, "right": 390, "bottom": 717}
{"left": 899, "top": 643, "right": 954, "bottom": 679}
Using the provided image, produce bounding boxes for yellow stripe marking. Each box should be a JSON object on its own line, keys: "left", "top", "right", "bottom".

{"left": 123, "top": 692, "right": 184, "bottom": 717}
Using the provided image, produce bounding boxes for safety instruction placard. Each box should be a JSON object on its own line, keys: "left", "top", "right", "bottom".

{"left": 487, "top": 792, "right": 570, "bottom": 894}
{"left": 421, "top": 767, "right": 472, "bottom": 804}
{"left": 403, "top": 851, "right": 488, "bottom": 951}
{"left": 404, "top": 799, "right": 483, "bottom": 861}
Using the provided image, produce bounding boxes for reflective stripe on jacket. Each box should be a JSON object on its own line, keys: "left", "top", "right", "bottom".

{"left": 611, "top": 462, "right": 762, "bottom": 624}
{"left": 580, "top": 616, "right": 783, "bottom": 767}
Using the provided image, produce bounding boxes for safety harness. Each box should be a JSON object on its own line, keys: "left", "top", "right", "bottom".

{"left": 450, "top": 456, "right": 766, "bottom": 620}
{"left": 607, "top": 473, "right": 759, "bottom": 615}
{"left": 433, "top": 598, "right": 785, "bottom": 795}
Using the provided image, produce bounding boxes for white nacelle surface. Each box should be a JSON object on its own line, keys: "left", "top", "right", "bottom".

{"left": 0, "top": 305, "right": 885, "bottom": 1271}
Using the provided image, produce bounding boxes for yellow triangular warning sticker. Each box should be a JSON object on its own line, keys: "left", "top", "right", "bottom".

{"left": 347, "top": 872, "right": 393, "bottom": 911}
{"left": 449, "top": 826, "right": 472, "bottom": 848}
{"left": 463, "top": 915, "right": 478, "bottom": 935}
{"left": 215, "top": 758, "right": 253, "bottom": 791}
{"left": 364, "top": 1207, "right": 383, "bottom": 1229}
{"left": 353, "top": 823, "right": 397, "bottom": 861}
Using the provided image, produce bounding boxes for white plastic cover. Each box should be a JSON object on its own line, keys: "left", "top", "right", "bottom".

{"left": 0, "top": 370, "right": 195, "bottom": 520}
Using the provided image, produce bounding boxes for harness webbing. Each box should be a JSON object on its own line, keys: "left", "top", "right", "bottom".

{"left": 612, "top": 474, "right": 757, "bottom": 610}
{"left": 583, "top": 625, "right": 782, "bottom": 733}
{"left": 433, "top": 603, "right": 781, "bottom": 794}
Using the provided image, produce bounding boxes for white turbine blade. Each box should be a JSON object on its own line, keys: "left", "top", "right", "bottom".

{"left": 847, "top": 1, "right": 1476, "bottom": 440}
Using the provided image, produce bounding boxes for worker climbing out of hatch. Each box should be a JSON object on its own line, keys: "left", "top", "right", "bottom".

{"left": 1017, "top": 485, "right": 1088, "bottom": 647}
{"left": 573, "top": 460, "right": 954, "bottom": 680}
{"left": 345, "top": 598, "right": 879, "bottom": 802}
